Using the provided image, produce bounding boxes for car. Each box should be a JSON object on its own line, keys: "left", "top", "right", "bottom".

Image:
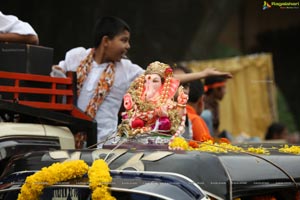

{"left": 1, "top": 142, "right": 300, "bottom": 200}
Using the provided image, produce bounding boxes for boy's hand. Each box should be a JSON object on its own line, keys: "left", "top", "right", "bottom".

{"left": 202, "top": 68, "right": 232, "bottom": 79}
{"left": 50, "top": 65, "right": 66, "bottom": 78}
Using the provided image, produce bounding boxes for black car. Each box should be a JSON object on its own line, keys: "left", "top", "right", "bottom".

{"left": 1, "top": 142, "right": 300, "bottom": 200}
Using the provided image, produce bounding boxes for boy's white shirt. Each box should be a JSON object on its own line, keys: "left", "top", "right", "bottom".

{"left": 0, "top": 11, "right": 37, "bottom": 35}
{"left": 55, "top": 47, "right": 144, "bottom": 146}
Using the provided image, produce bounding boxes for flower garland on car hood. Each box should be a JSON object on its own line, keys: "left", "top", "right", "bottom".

{"left": 169, "top": 137, "right": 271, "bottom": 154}
{"left": 17, "top": 159, "right": 115, "bottom": 200}
{"left": 170, "top": 137, "right": 300, "bottom": 155}
{"left": 279, "top": 144, "right": 300, "bottom": 154}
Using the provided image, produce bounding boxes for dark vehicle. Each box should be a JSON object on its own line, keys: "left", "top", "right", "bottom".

{"left": 1, "top": 143, "right": 300, "bottom": 200}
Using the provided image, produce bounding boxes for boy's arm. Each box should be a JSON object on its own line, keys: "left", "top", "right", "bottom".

{"left": 0, "top": 33, "right": 39, "bottom": 45}
{"left": 50, "top": 47, "right": 88, "bottom": 78}
{"left": 50, "top": 65, "right": 66, "bottom": 78}
{"left": 174, "top": 68, "right": 232, "bottom": 83}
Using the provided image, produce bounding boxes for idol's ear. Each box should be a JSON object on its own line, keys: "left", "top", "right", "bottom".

{"left": 167, "top": 78, "right": 180, "bottom": 99}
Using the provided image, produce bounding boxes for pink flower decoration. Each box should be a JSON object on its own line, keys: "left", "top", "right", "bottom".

{"left": 158, "top": 116, "right": 171, "bottom": 131}
{"left": 165, "top": 67, "right": 173, "bottom": 76}
{"left": 123, "top": 93, "right": 133, "bottom": 110}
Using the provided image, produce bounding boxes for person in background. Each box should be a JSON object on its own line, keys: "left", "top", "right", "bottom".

{"left": 0, "top": 11, "right": 39, "bottom": 45}
{"left": 201, "top": 76, "right": 228, "bottom": 138}
{"left": 265, "top": 122, "right": 288, "bottom": 141}
{"left": 186, "top": 79, "right": 212, "bottom": 142}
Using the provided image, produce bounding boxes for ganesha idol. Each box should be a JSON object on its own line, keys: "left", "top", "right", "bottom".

{"left": 118, "top": 61, "right": 188, "bottom": 141}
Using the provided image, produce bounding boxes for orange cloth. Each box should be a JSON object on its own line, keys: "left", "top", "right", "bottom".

{"left": 186, "top": 105, "right": 212, "bottom": 142}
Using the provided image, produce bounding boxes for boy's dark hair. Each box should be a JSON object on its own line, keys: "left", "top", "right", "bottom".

{"left": 265, "top": 122, "right": 286, "bottom": 140}
{"left": 188, "top": 79, "right": 204, "bottom": 103}
{"left": 93, "top": 16, "right": 131, "bottom": 48}
{"left": 204, "top": 76, "right": 226, "bottom": 95}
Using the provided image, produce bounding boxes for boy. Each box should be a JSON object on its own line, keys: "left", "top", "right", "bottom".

{"left": 52, "top": 17, "right": 143, "bottom": 147}
{"left": 52, "top": 16, "right": 231, "bottom": 147}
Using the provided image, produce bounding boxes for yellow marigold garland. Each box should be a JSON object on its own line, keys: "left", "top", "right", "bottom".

{"left": 168, "top": 137, "right": 189, "bottom": 150}
{"left": 247, "top": 147, "right": 270, "bottom": 155}
{"left": 196, "top": 140, "right": 244, "bottom": 153}
{"left": 17, "top": 159, "right": 115, "bottom": 200}
{"left": 169, "top": 137, "right": 273, "bottom": 155}
{"left": 279, "top": 144, "right": 300, "bottom": 154}
{"left": 169, "top": 137, "right": 244, "bottom": 153}
{"left": 17, "top": 160, "right": 89, "bottom": 200}
{"left": 88, "top": 159, "right": 116, "bottom": 200}
{"left": 197, "top": 140, "right": 227, "bottom": 153}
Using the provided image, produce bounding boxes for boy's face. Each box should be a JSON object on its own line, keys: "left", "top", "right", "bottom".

{"left": 213, "top": 86, "right": 226, "bottom": 100}
{"left": 104, "top": 30, "right": 131, "bottom": 62}
{"left": 196, "top": 96, "right": 205, "bottom": 115}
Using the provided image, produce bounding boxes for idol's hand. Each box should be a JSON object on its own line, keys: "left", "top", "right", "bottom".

{"left": 177, "top": 87, "right": 188, "bottom": 105}
{"left": 123, "top": 93, "right": 133, "bottom": 110}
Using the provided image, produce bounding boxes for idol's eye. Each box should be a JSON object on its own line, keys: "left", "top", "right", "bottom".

{"left": 153, "top": 78, "right": 161, "bottom": 83}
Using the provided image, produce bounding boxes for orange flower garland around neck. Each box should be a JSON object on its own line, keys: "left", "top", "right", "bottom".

{"left": 118, "top": 61, "right": 188, "bottom": 139}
